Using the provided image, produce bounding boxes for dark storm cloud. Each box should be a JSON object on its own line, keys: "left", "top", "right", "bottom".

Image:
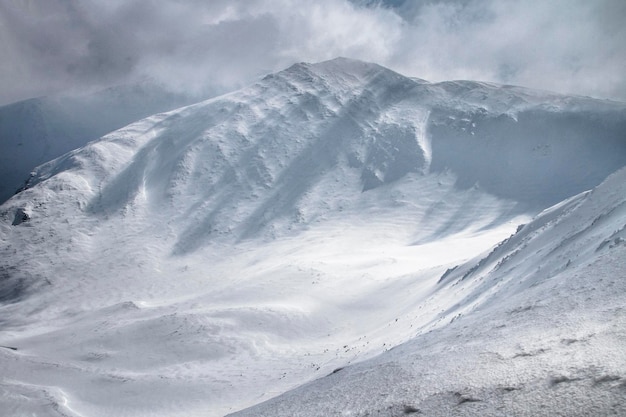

{"left": 0, "top": 0, "right": 624, "bottom": 105}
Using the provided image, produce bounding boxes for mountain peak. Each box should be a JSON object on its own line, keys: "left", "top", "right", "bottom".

{"left": 271, "top": 57, "right": 407, "bottom": 90}
{"left": 310, "top": 56, "right": 383, "bottom": 72}
{"left": 287, "top": 57, "right": 383, "bottom": 73}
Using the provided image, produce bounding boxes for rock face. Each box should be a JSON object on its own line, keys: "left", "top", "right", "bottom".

{"left": 0, "top": 58, "right": 625, "bottom": 417}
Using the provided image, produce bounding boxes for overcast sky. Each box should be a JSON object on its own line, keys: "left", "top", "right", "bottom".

{"left": 1, "top": 0, "right": 624, "bottom": 105}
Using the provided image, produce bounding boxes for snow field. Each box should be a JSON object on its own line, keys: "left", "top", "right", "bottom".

{"left": 0, "top": 58, "right": 625, "bottom": 416}
{"left": 230, "top": 168, "right": 626, "bottom": 417}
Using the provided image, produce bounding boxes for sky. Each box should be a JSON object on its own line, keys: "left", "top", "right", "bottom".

{"left": 0, "top": 0, "right": 625, "bottom": 106}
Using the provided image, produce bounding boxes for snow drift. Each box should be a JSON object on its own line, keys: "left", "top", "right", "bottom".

{"left": 0, "top": 57, "right": 625, "bottom": 416}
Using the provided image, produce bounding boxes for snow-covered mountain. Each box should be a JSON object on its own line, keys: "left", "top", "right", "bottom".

{"left": 0, "top": 84, "right": 198, "bottom": 204}
{"left": 230, "top": 165, "right": 626, "bottom": 417}
{"left": 1, "top": 57, "right": 625, "bottom": 417}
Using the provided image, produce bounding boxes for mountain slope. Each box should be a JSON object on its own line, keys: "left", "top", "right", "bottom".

{"left": 231, "top": 166, "right": 626, "bottom": 417}
{"left": 0, "top": 57, "right": 625, "bottom": 416}
{"left": 0, "top": 84, "right": 197, "bottom": 204}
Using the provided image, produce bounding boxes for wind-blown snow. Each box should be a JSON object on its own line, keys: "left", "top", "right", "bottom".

{"left": 0, "top": 57, "right": 625, "bottom": 416}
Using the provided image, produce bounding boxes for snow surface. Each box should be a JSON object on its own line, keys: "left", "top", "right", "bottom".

{"left": 230, "top": 166, "right": 626, "bottom": 417}
{"left": 0, "top": 57, "right": 625, "bottom": 416}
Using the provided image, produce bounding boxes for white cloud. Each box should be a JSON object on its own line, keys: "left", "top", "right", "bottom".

{"left": 0, "top": 0, "right": 624, "bottom": 105}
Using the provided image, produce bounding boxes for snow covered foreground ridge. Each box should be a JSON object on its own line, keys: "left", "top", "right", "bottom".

{"left": 231, "top": 166, "right": 626, "bottom": 417}
{"left": 0, "top": 57, "right": 625, "bottom": 416}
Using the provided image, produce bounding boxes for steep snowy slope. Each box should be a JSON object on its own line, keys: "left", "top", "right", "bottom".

{"left": 0, "top": 58, "right": 625, "bottom": 416}
{"left": 231, "top": 166, "right": 626, "bottom": 417}
{"left": 0, "top": 84, "right": 196, "bottom": 204}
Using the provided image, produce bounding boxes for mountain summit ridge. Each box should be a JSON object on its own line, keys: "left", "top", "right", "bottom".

{"left": 11, "top": 58, "right": 625, "bottom": 236}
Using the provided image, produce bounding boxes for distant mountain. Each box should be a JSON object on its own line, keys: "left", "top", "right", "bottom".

{"left": 0, "top": 84, "right": 199, "bottom": 203}
{"left": 1, "top": 58, "right": 625, "bottom": 417}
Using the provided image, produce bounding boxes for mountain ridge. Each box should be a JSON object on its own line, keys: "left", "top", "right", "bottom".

{"left": 0, "top": 84, "right": 202, "bottom": 204}
{"left": 1, "top": 57, "right": 626, "bottom": 417}
{"left": 13, "top": 59, "right": 624, "bottom": 224}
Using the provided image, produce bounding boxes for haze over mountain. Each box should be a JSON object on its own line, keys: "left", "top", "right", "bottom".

{"left": 1, "top": 58, "right": 625, "bottom": 416}
{"left": 3, "top": 1, "right": 625, "bottom": 105}
{"left": 0, "top": 84, "right": 200, "bottom": 204}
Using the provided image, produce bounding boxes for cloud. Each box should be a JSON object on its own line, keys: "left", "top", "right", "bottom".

{"left": 381, "top": 0, "right": 626, "bottom": 101}
{"left": 0, "top": 0, "right": 624, "bottom": 105}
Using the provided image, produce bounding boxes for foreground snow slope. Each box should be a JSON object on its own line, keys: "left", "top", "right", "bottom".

{"left": 231, "top": 166, "right": 626, "bottom": 417}
{"left": 0, "top": 58, "right": 625, "bottom": 416}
